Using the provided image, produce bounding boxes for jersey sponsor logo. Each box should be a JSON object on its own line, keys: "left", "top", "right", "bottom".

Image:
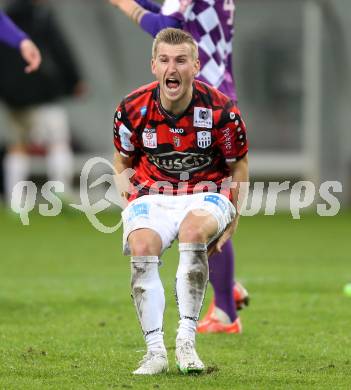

{"left": 194, "top": 107, "right": 213, "bottom": 128}
{"left": 197, "top": 131, "right": 212, "bottom": 148}
{"left": 222, "top": 127, "right": 232, "bottom": 150}
{"left": 169, "top": 127, "right": 184, "bottom": 134}
{"left": 147, "top": 151, "right": 212, "bottom": 174}
{"left": 119, "top": 124, "right": 134, "bottom": 152}
{"left": 142, "top": 128, "right": 157, "bottom": 148}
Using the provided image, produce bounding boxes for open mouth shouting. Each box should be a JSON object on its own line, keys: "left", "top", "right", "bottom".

{"left": 164, "top": 76, "right": 181, "bottom": 96}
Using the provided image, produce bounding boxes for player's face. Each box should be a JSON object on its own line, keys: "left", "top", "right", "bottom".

{"left": 151, "top": 42, "right": 200, "bottom": 114}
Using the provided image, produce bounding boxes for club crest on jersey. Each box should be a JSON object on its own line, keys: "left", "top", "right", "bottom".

{"left": 197, "top": 131, "right": 211, "bottom": 149}
{"left": 142, "top": 128, "right": 157, "bottom": 149}
{"left": 173, "top": 136, "right": 181, "bottom": 147}
{"left": 194, "top": 107, "right": 213, "bottom": 128}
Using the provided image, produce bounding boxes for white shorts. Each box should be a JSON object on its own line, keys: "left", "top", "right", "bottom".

{"left": 122, "top": 192, "right": 236, "bottom": 255}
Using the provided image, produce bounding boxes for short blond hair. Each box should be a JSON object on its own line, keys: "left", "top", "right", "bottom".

{"left": 152, "top": 28, "right": 198, "bottom": 60}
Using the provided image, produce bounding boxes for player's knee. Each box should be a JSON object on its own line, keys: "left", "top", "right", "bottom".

{"left": 129, "top": 241, "right": 155, "bottom": 256}
{"left": 128, "top": 230, "right": 162, "bottom": 256}
{"left": 178, "top": 225, "right": 207, "bottom": 243}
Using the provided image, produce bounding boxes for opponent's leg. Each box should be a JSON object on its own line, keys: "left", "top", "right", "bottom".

{"left": 39, "top": 106, "right": 74, "bottom": 196}
{"left": 3, "top": 150, "right": 30, "bottom": 207}
{"left": 209, "top": 240, "right": 236, "bottom": 323}
{"left": 47, "top": 143, "right": 73, "bottom": 192}
{"left": 197, "top": 240, "right": 244, "bottom": 334}
{"left": 188, "top": 193, "right": 248, "bottom": 334}
{"left": 4, "top": 110, "right": 31, "bottom": 208}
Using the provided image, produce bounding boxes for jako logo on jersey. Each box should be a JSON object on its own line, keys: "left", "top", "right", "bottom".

{"left": 194, "top": 107, "right": 213, "bottom": 128}
{"left": 230, "top": 112, "right": 236, "bottom": 120}
{"left": 140, "top": 106, "right": 147, "bottom": 116}
{"left": 169, "top": 128, "right": 184, "bottom": 134}
{"left": 142, "top": 128, "right": 157, "bottom": 148}
{"left": 197, "top": 131, "right": 211, "bottom": 148}
{"left": 147, "top": 151, "right": 212, "bottom": 173}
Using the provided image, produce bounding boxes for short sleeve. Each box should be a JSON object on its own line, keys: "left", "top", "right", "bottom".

{"left": 113, "top": 103, "right": 138, "bottom": 157}
{"left": 216, "top": 107, "right": 248, "bottom": 162}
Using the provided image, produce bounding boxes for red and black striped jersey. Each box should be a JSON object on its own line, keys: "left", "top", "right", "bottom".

{"left": 113, "top": 80, "right": 248, "bottom": 201}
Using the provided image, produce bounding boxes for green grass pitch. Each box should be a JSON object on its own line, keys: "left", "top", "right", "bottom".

{"left": 0, "top": 208, "right": 350, "bottom": 389}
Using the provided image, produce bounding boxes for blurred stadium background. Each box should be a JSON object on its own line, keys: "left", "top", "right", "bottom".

{"left": 0, "top": 0, "right": 350, "bottom": 207}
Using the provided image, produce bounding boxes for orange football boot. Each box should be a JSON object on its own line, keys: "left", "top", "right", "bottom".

{"left": 197, "top": 316, "right": 242, "bottom": 334}
{"left": 201, "top": 282, "right": 249, "bottom": 320}
{"left": 234, "top": 282, "right": 250, "bottom": 310}
{"left": 197, "top": 282, "right": 249, "bottom": 333}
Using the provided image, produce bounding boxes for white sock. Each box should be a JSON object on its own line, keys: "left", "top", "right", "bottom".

{"left": 131, "top": 256, "right": 166, "bottom": 352}
{"left": 3, "top": 152, "right": 30, "bottom": 206}
{"left": 47, "top": 144, "right": 73, "bottom": 195}
{"left": 176, "top": 243, "right": 208, "bottom": 342}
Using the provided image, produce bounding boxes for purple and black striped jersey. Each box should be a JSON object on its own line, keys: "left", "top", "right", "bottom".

{"left": 161, "top": 0, "right": 237, "bottom": 102}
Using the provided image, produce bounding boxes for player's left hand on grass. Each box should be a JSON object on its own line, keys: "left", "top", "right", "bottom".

{"left": 20, "top": 39, "right": 41, "bottom": 73}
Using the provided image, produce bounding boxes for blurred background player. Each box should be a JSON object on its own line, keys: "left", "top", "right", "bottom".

{"left": 0, "top": 0, "right": 85, "bottom": 208}
{"left": 0, "top": 10, "right": 41, "bottom": 73}
{"left": 109, "top": 0, "right": 249, "bottom": 334}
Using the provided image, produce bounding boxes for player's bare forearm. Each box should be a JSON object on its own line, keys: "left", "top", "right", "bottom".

{"left": 109, "top": 0, "right": 147, "bottom": 24}
{"left": 114, "top": 151, "right": 133, "bottom": 173}
{"left": 227, "top": 154, "right": 249, "bottom": 231}
{"left": 208, "top": 155, "right": 249, "bottom": 256}
{"left": 114, "top": 152, "right": 135, "bottom": 204}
